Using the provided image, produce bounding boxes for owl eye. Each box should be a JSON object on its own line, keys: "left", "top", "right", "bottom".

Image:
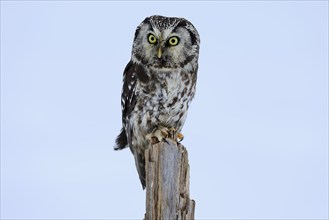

{"left": 148, "top": 34, "right": 157, "bottom": 44}
{"left": 168, "top": 36, "right": 179, "bottom": 46}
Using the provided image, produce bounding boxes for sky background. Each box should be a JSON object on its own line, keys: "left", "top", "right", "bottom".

{"left": 1, "top": 1, "right": 328, "bottom": 219}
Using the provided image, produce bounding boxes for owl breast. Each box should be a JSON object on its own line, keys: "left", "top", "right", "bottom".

{"left": 129, "top": 66, "right": 195, "bottom": 149}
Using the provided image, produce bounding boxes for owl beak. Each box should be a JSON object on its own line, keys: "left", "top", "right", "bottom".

{"left": 157, "top": 47, "right": 162, "bottom": 59}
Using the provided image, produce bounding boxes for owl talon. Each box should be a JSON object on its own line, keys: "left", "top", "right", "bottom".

{"left": 163, "top": 138, "right": 170, "bottom": 145}
{"left": 168, "top": 127, "right": 177, "bottom": 139}
{"left": 147, "top": 126, "right": 183, "bottom": 144}
{"left": 146, "top": 126, "right": 169, "bottom": 144}
{"left": 146, "top": 126, "right": 184, "bottom": 145}
{"left": 177, "top": 132, "right": 184, "bottom": 142}
{"left": 168, "top": 128, "right": 184, "bottom": 143}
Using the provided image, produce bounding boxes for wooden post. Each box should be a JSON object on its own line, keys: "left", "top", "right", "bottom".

{"left": 144, "top": 139, "right": 195, "bottom": 220}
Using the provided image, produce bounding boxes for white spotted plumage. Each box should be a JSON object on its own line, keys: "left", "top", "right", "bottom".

{"left": 115, "top": 15, "right": 200, "bottom": 189}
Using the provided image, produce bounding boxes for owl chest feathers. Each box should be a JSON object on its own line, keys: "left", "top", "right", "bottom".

{"left": 131, "top": 66, "right": 195, "bottom": 135}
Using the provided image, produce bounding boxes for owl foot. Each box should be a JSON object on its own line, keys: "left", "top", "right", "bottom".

{"left": 146, "top": 126, "right": 170, "bottom": 144}
{"left": 146, "top": 126, "right": 183, "bottom": 144}
{"left": 168, "top": 128, "right": 184, "bottom": 142}
{"left": 177, "top": 132, "right": 184, "bottom": 142}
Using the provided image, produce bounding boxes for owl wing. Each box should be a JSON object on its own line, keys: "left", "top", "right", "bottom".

{"left": 115, "top": 61, "right": 148, "bottom": 188}
{"left": 114, "top": 61, "right": 137, "bottom": 150}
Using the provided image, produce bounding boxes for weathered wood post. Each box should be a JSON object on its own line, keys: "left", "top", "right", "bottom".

{"left": 144, "top": 139, "right": 195, "bottom": 220}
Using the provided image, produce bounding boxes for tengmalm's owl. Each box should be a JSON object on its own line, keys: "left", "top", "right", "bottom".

{"left": 114, "top": 15, "right": 200, "bottom": 189}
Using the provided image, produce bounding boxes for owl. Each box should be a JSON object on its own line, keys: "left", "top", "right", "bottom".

{"left": 114, "top": 15, "right": 200, "bottom": 189}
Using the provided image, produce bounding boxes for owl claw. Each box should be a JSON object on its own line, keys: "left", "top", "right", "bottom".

{"left": 168, "top": 128, "right": 184, "bottom": 143}
{"left": 146, "top": 126, "right": 184, "bottom": 144}
{"left": 168, "top": 127, "right": 176, "bottom": 139}
{"left": 146, "top": 127, "right": 168, "bottom": 144}
{"left": 177, "top": 132, "right": 184, "bottom": 142}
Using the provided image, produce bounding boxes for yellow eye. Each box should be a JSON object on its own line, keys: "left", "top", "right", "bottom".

{"left": 148, "top": 34, "right": 157, "bottom": 44}
{"left": 168, "top": 36, "right": 179, "bottom": 46}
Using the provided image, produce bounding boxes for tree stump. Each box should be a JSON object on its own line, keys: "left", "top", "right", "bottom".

{"left": 144, "top": 139, "right": 195, "bottom": 220}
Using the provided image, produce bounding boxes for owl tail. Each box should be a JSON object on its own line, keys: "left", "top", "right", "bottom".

{"left": 114, "top": 128, "right": 128, "bottom": 150}
{"left": 114, "top": 128, "right": 146, "bottom": 189}
{"left": 132, "top": 151, "right": 146, "bottom": 189}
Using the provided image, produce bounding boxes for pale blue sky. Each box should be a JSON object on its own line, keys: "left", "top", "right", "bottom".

{"left": 1, "top": 1, "right": 328, "bottom": 219}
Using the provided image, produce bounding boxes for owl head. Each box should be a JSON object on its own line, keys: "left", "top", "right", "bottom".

{"left": 131, "top": 15, "right": 200, "bottom": 69}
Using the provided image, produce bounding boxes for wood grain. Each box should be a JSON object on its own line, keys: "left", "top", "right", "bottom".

{"left": 145, "top": 139, "right": 195, "bottom": 220}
